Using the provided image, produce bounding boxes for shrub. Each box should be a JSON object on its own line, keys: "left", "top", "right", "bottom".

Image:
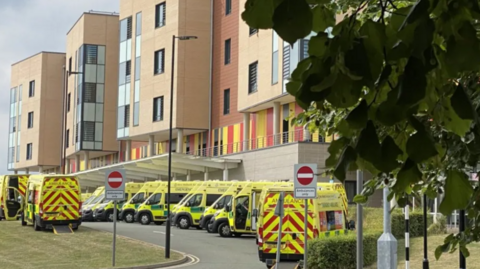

{"left": 307, "top": 232, "right": 380, "bottom": 269}
{"left": 428, "top": 214, "right": 447, "bottom": 235}
{"left": 348, "top": 206, "right": 433, "bottom": 238}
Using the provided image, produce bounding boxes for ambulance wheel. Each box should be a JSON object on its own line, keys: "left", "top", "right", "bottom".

{"left": 107, "top": 211, "right": 114, "bottom": 222}
{"left": 33, "top": 219, "right": 41, "bottom": 231}
{"left": 124, "top": 212, "right": 134, "bottom": 223}
{"left": 177, "top": 216, "right": 191, "bottom": 229}
{"left": 218, "top": 222, "right": 231, "bottom": 237}
{"left": 21, "top": 213, "right": 26, "bottom": 226}
{"left": 207, "top": 224, "right": 215, "bottom": 233}
{"left": 154, "top": 221, "right": 164, "bottom": 225}
{"left": 140, "top": 213, "right": 151, "bottom": 225}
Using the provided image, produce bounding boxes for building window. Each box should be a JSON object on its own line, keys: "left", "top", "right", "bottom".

{"left": 66, "top": 129, "right": 70, "bottom": 148}
{"left": 127, "top": 17, "right": 133, "bottom": 40}
{"left": 155, "top": 2, "right": 166, "bottom": 28}
{"left": 224, "top": 39, "right": 231, "bottom": 65}
{"left": 86, "top": 45, "right": 98, "bottom": 64}
{"left": 84, "top": 83, "right": 96, "bottom": 103}
{"left": 223, "top": 89, "right": 230, "bottom": 115}
{"left": 154, "top": 49, "right": 165, "bottom": 75}
{"left": 153, "top": 96, "right": 164, "bottom": 122}
{"left": 126, "top": 60, "right": 132, "bottom": 83}
{"left": 226, "top": 0, "right": 232, "bottom": 15}
{"left": 249, "top": 28, "right": 258, "bottom": 35}
{"left": 248, "top": 61, "right": 258, "bottom": 94}
{"left": 67, "top": 93, "right": 71, "bottom": 112}
{"left": 29, "top": 80, "right": 35, "bottom": 97}
{"left": 27, "top": 112, "right": 34, "bottom": 128}
{"left": 272, "top": 30, "right": 279, "bottom": 84}
{"left": 300, "top": 39, "right": 309, "bottom": 60}
{"left": 82, "top": 122, "right": 95, "bottom": 141}
{"left": 26, "top": 143, "right": 32, "bottom": 160}
{"left": 136, "top": 12, "right": 142, "bottom": 36}
{"left": 69, "top": 57, "right": 72, "bottom": 72}
{"left": 124, "top": 105, "right": 130, "bottom": 127}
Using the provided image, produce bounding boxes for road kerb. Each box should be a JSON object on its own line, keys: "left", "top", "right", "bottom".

{"left": 109, "top": 255, "right": 189, "bottom": 269}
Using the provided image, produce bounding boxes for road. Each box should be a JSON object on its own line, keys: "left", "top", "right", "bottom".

{"left": 83, "top": 222, "right": 297, "bottom": 269}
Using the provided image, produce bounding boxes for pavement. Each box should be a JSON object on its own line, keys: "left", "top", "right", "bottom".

{"left": 83, "top": 222, "right": 298, "bottom": 269}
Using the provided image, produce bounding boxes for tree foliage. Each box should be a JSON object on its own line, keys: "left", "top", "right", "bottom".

{"left": 242, "top": 0, "right": 480, "bottom": 258}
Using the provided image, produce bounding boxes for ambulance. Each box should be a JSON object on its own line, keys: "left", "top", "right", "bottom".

{"left": 119, "top": 181, "right": 165, "bottom": 223}
{"left": 216, "top": 181, "right": 291, "bottom": 237}
{"left": 170, "top": 181, "right": 204, "bottom": 216}
{"left": 0, "top": 175, "right": 29, "bottom": 221}
{"left": 81, "top": 188, "right": 106, "bottom": 221}
{"left": 93, "top": 182, "right": 144, "bottom": 222}
{"left": 173, "top": 181, "right": 233, "bottom": 229}
{"left": 81, "top": 187, "right": 104, "bottom": 207}
{"left": 135, "top": 181, "right": 199, "bottom": 225}
{"left": 199, "top": 181, "right": 249, "bottom": 232}
{"left": 81, "top": 193, "right": 92, "bottom": 202}
{"left": 256, "top": 186, "right": 349, "bottom": 265}
{"left": 21, "top": 175, "right": 82, "bottom": 232}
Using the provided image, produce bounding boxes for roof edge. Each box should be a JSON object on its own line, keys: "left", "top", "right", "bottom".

{"left": 66, "top": 11, "right": 120, "bottom": 35}
{"left": 11, "top": 51, "right": 66, "bottom": 66}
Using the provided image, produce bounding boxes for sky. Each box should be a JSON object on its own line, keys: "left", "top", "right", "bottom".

{"left": 0, "top": 0, "right": 119, "bottom": 174}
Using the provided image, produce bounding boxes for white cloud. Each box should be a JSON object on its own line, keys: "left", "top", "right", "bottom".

{"left": 0, "top": 0, "right": 118, "bottom": 174}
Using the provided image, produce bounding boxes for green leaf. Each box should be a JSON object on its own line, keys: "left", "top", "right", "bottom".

{"left": 286, "top": 81, "right": 302, "bottom": 96}
{"left": 241, "top": 0, "right": 276, "bottom": 29}
{"left": 353, "top": 194, "right": 367, "bottom": 204}
{"left": 439, "top": 170, "right": 474, "bottom": 215}
{"left": 445, "top": 22, "right": 480, "bottom": 74}
{"left": 450, "top": 84, "right": 475, "bottom": 120}
{"left": 311, "top": 72, "right": 337, "bottom": 92}
{"left": 399, "top": 0, "right": 430, "bottom": 31}
{"left": 326, "top": 73, "right": 363, "bottom": 108}
{"left": 325, "top": 137, "right": 349, "bottom": 168}
{"left": 377, "top": 136, "right": 403, "bottom": 172}
{"left": 376, "top": 87, "right": 408, "bottom": 126}
{"left": 355, "top": 121, "right": 381, "bottom": 164}
{"left": 312, "top": 5, "right": 335, "bottom": 33}
{"left": 308, "top": 33, "right": 329, "bottom": 57}
{"left": 272, "top": 0, "right": 313, "bottom": 46}
{"left": 360, "top": 20, "right": 386, "bottom": 82}
{"left": 460, "top": 245, "right": 470, "bottom": 258}
{"left": 291, "top": 58, "right": 312, "bottom": 81}
{"left": 406, "top": 130, "right": 438, "bottom": 163}
{"left": 397, "top": 57, "right": 427, "bottom": 107}
{"left": 435, "top": 242, "right": 451, "bottom": 260}
{"left": 346, "top": 100, "right": 368, "bottom": 129}
{"left": 434, "top": 97, "right": 472, "bottom": 137}
{"left": 344, "top": 39, "right": 373, "bottom": 84}
{"left": 392, "top": 159, "right": 422, "bottom": 193}
{"left": 333, "top": 146, "right": 357, "bottom": 181}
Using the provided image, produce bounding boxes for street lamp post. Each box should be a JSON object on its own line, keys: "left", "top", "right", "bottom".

{"left": 423, "top": 193, "right": 429, "bottom": 269}
{"left": 61, "top": 69, "right": 83, "bottom": 174}
{"left": 165, "top": 34, "right": 198, "bottom": 259}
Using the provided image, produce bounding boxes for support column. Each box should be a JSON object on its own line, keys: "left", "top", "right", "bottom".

{"left": 204, "top": 167, "right": 209, "bottom": 181}
{"left": 186, "top": 170, "right": 191, "bottom": 181}
{"left": 25, "top": 169, "right": 29, "bottom": 174}
{"left": 273, "top": 102, "right": 281, "bottom": 145}
{"left": 84, "top": 151, "right": 90, "bottom": 170}
{"left": 176, "top": 129, "right": 184, "bottom": 153}
{"left": 223, "top": 168, "right": 229, "bottom": 181}
{"left": 14, "top": 170, "right": 18, "bottom": 174}
{"left": 66, "top": 159, "right": 71, "bottom": 174}
{"left": 377, "top": 187, "right": 398, "bottom": 269}
{"left": 39, "top": 166, "right": 44, "bottom": 174}
{"left": 149, "top": 135, "right": 155, "bottom": 157}
{"left": 243, "top": 113, "right": 251, "bottom": 151}
{"left": 75, "top": 155, "right": 80, "bottom": 172}
{"left": 126, "top": 140, "right": 132, "bottom": 161}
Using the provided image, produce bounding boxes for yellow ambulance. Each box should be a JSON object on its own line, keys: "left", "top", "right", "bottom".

{"left": 93, "top": 182, "right": 144, "bottom": 222}
{"left": 199, "top": 181, "right": 249, "bottom": 232}
{"left": 81, "top": 188, "right": 105, "bottom": 221}
{"left": 173, "top": 181, "right": 233, "bottom": 229}
{"left": 135, "top": 181, "right": 199, "bottom": 225}
{"left": 21, "top": 175, "right": 82, "bottom": 232}
{"left": 0, "top": 174, "right": 29, "bottom": 221}
{"left": 255, "top": 186, "right": 348, "bottom": 265}
{"left": 81, "top": 193, "right": 92, "bottom": 202}
{"left": 120, "top": 181, "right": 165, "bottom": 223}
{"left": 171, "top": 181, "right": 204, "bottom": 215}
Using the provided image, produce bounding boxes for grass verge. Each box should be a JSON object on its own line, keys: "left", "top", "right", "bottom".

{"left": 365, "top": 235, "right": 480, "bottom": 268}
{"left": 0, "top": 221, "right": 183, "bottom": 269}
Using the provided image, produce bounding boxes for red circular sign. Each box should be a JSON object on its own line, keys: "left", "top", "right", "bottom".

{"left": 297, "top": 166, "right": 314, "bottom": 185}
{"left": 108, "top": 171, "right": 123, "bottom": 189}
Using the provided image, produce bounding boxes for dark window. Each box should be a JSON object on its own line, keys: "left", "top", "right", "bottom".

{"left": 69, "top": 57, "right": 72, "bottom": 72}
{"left": 82, "top": 122, "right": 95, "bottom": 141}
{"left": 26, "top": 143, "right": 32, "bottom": 160}
{"left": 86, "top": 45, "right": 98, "bottom": 64}
{"left": 248, "top": 61, "right": 258, "bottom": 94}
{"left": 65, "top": 129, "right": 70, "bottom": 148}
{"left": 300, "top": 39, "right": 309, "bottom": 60}
{"left": 148, "top": 193, "right": 162, "bottom": 204}
{"left": 67, "top": 93, "right": 71, "bottom": 112}
{"left": 154, "top": 49, "right": 165, "bottom": 74}
{"left": 225, "top": 0, "right": 232, "bottom": 15}
{"left": 223, "top": 89, "right": 230, "bottom": 115}
{"left": 29, "top": 80, "right": 35, "bottom": 97}
{"left": 188, "top": 194, "right": 203, "bottom": 207}
{"left": 249, "top": 28, "right": 258, "bottom": 35}
{"left": 127, "top": 17, "right": 133, "bottom": 39}
{"left": 283, "top": 45, "right": 290, "bottom": 79}
{"left": 224, "top": 39, "right": 231, "bottom": 65}
{"left": 27, "top": 112, "right": 34, "bottom": 129}
{"left": 153, "top": 96, "right": 164, "bottom": 122}
{"left": 124, "top": 105, "right": 130, "bottom": 127}
{"left": 207, "top": 194, "right": 222, "bottom": 206}
{"left": 169, "top": 193, "right": 187, "bottom": 204}
{"left": 126, "top": 60, "right": 132, "bottom": 83}
{"left": 84, "top": 83, "right": 96, "bottom": 103}
{"left": 155, "top": 2, "right": 166, "bottom": 28}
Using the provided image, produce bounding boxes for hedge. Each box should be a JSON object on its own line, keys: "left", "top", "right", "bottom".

{"left": 348, "top": 206, "right": 433, "bottom": 238}
{"left": 307, "top": 232, "right": 381, "bottom": 269}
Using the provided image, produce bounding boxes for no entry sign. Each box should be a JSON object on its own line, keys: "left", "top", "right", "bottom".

{"left": 294, "top": 164, "right": 317, "bottom": 199}
{"left": 105, "top": 169, "right": 126, "bottom": 201}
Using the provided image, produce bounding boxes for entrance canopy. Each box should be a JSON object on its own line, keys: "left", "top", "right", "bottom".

{"left": 70, "top": 153, "right": 242, "bottom": 188}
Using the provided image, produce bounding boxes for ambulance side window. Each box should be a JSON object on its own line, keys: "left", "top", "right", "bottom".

{"left": 188, "top": 194, "right": 203, "bottom": 207}
{"left": 326, "top": 211, "right": 336, "bottom": 231}
{"left": 28, "top": 190, "right": 33, "bottom": 203}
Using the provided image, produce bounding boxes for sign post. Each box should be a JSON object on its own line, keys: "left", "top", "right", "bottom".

{"left": 274, "top": 191, "right": 285, "bottom": 269}
{"left": 105, "top": 169, "right": 126, "bottom": 267}
{"left": 294, "top": 163, "right": 317, "bottom": 269}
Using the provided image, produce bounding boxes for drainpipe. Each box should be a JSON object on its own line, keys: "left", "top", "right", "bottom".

{"left": 60, "top": 65, "right": 66, "bottom": 173}
{"left": 207, "top": 0, "right": 214, "bottom": 156}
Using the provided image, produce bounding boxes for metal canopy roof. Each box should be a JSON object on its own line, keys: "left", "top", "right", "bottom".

{"left": 71, "top": 153, "right": 242, "bottom": 187}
